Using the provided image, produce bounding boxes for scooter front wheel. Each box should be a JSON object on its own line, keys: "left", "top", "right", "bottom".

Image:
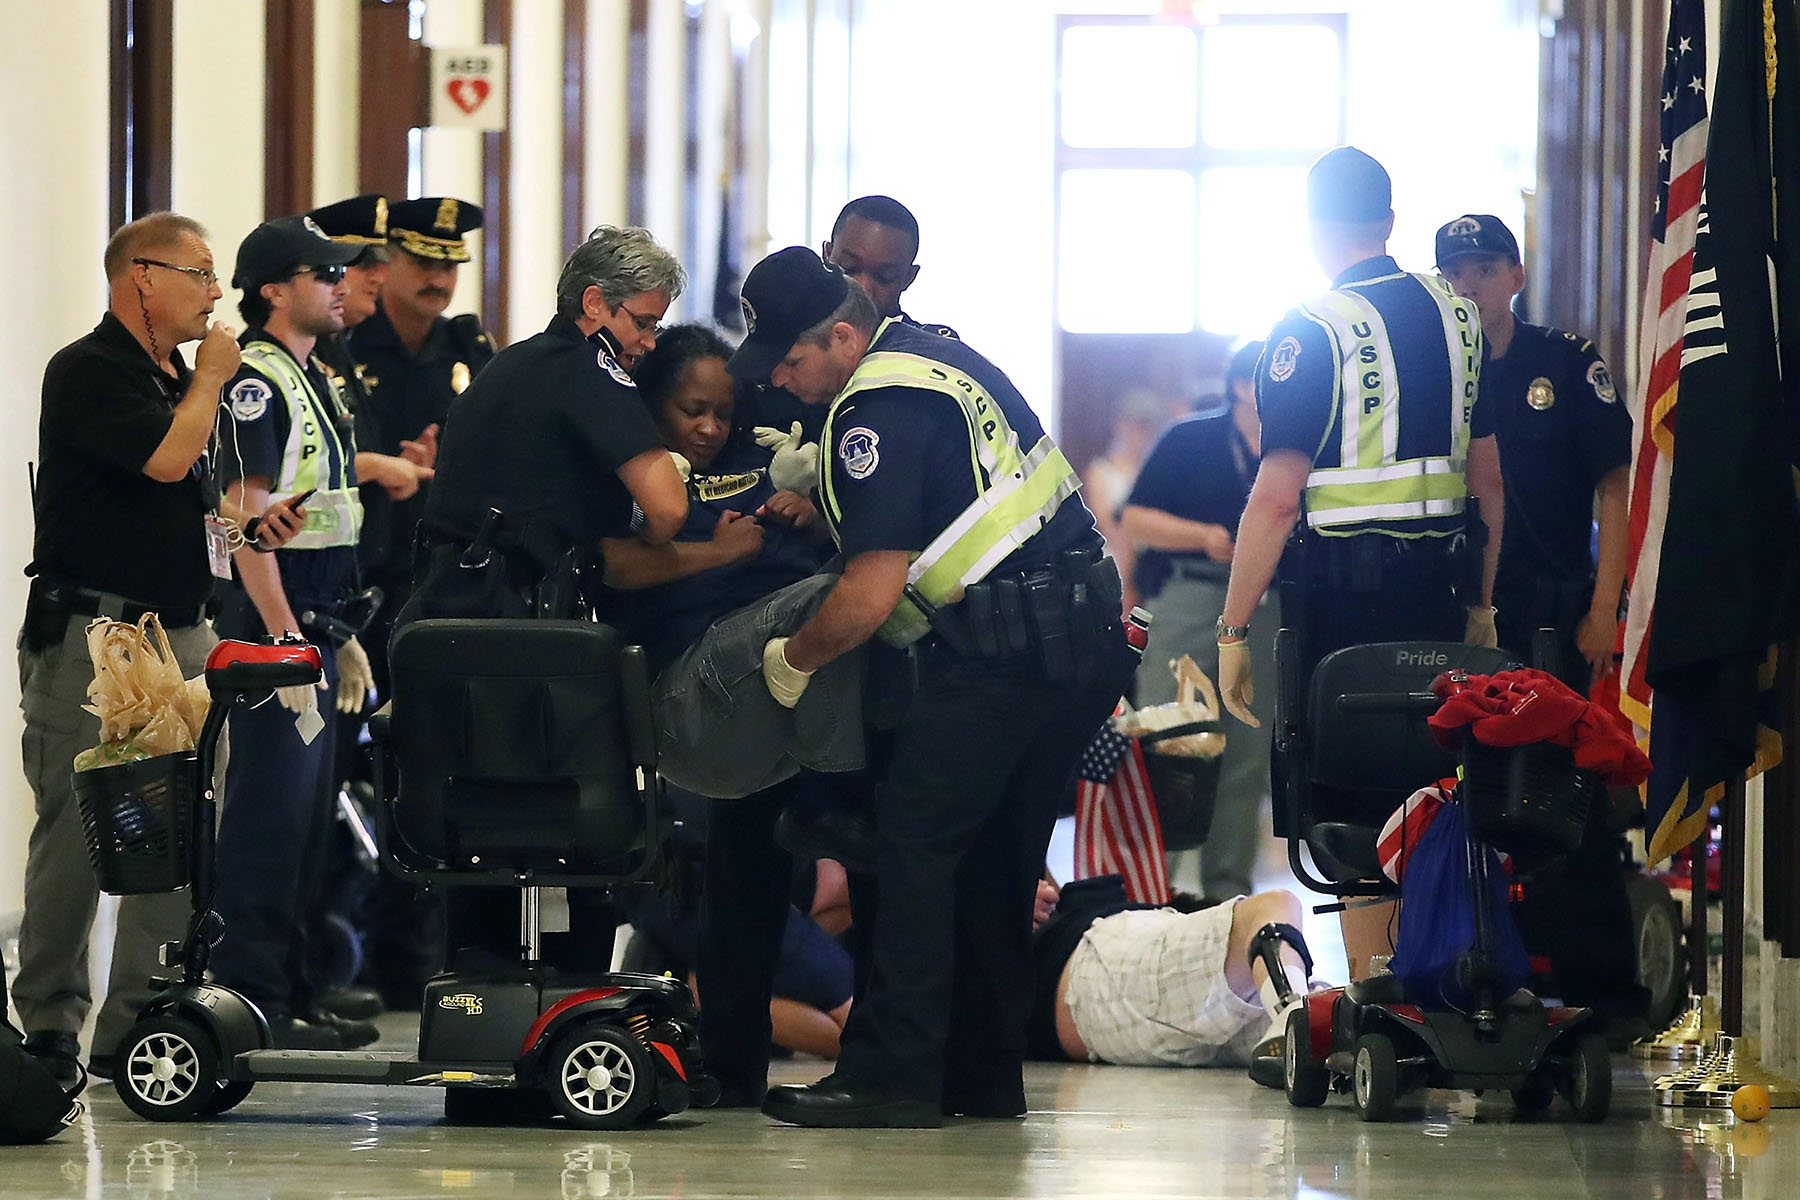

{"left": 115, "top": 1015, "right": 227, "bottom": 1121}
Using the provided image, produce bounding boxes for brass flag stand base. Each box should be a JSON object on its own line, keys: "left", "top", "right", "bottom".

{"left": 1634, "top": 995, "right": 1722, "bottom": 1062}
{"left": 1655, "top": 1033, "right": 1800, "bottom": 1108}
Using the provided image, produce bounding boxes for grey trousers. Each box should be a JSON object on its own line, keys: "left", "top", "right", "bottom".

{"left": 1134, "top": 576, "right": 1277, "bottom": 899}
{"left": 14, "top": 614, "right": 218, "bottom": 1056}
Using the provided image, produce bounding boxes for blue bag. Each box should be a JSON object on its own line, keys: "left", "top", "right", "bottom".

{"left": 1388, "top": 800, "right": 1530, "bottom": 1007}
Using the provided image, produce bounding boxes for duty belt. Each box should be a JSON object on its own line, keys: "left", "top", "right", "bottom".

{"left": 43, "top": 580, "right": 203, "bottom": 629}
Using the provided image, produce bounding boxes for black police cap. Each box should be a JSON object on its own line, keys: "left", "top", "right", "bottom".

{"left": 307, "top": 194, "right": 391, "bottom": 263}
{"left": 389, "top": 197, "right": 484, "bottom": 263}
{"left": 1306, "top": 146, "right": 1392, "bottom": 223}
{"left": 726, "top": 247, "right": 850, "bottom": 382}
{"left": 233, "top": 215, "right": 361, "bottom": 291}
{"left": 1434, "top": 213, "right": 1521, "bottom": 268}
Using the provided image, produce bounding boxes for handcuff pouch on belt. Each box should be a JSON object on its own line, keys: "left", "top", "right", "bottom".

{"left": 921, "top": 549, "right": 1117, "bottom": 682}
{"left": 415, "top": 508, "right": 589, "bottom": 621}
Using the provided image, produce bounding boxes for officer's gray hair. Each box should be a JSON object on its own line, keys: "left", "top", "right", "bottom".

{"left": 557, "top": 225, "right": 687, "bottom": 317}
{"left": 104, "top": 212, "right": 209, "bottom": 281}
{"left": 796, "top": 278, "right": 879, "bottom": 348}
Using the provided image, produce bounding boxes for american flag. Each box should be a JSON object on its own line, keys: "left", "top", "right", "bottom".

{"left": 1072, "top": 717, "right": 1170, "bottom": 905}
{"left": 1619, "top": 0, "right": 1710, "bottom": 860}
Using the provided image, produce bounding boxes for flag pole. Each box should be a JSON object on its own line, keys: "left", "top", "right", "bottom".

{"left": 1688, "top": 828, "right": 1708, "bottom": 998}
{"left": 1720, "top": 774, "right": 1745, "bottom": 1036}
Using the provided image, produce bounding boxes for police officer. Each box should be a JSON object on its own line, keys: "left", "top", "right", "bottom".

{"left": 733, "top": 247, "right": 1136, "bottom": 1128}
{"left": 1434, "top": 214, "right": 1629, "bottom": 686}
{"left": 347, "top": 197, "right": 494, "bottom": 706}
{"left": 821, "top": 194, "right": 959, "bottom": 338}
{"left": 210, "top": 215, "right": 375, "bottom": 1050}
{"left": 403, "top": 227, "right": 688, "bottom": 1022}
{"left": 1435, "top": 212, "right": 1648, "bottom": 1045}
{"left": 1217, "top": 147, "right": 1506, "bottom": 726}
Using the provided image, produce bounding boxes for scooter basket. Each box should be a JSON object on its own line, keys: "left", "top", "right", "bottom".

{"left": 1137, "top": 718, "right": 1223, "bottom": 852}
{"left": 74, "top": 752, "right": 196, "bottom": 894}
{"left": 1458, "top": 740, "right": 1589, "bottom": 863}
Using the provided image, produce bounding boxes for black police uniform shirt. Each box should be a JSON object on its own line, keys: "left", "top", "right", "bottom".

{"left": 32, "top": 312, "right": 219, "bottom": 610}
{"left": 621, "top": 443, "right": 833, "bottom": 675}
{"left": 422, "top": 314, "right": 663, "bottom": 565}
{"left": 1483, "top": 323, "right": 1631, "bottom": 580}
{"left": 826, "top": 320, "right": 1100, "bottom": 565}
{"left": 317, "top": 331, "right": 401, "bottom": 578}
{"left": 215, "top": 330, "right": 360, "bottom": 605}
{"left": 1125, "top": 409, "right": 1256, "bottom": 596}
{"left": 1258, "top": 255, "right": 1494, "bottom": 536}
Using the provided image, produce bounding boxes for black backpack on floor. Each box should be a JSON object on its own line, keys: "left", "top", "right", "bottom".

{"left": 1, "top": 1019, "right": 83, "bottom": 1144}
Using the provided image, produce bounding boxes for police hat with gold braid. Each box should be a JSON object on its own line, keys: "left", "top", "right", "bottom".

{"left": 388, "top": 196, "right": 483, "bottom": 263}
{"left": 306, "top": 194, "right": 391, "bottom": 264}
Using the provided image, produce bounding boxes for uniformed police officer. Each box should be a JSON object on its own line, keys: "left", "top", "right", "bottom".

{"left": 402, "top": 228, "right": 688, "bottom": 1035}
{"left": 347, "top": 196, "right": 495, "bottom": 711}
{"left": 1216, "top": 148, "right": 1506, "bottom": 728}
{"left": 1434, "top": 214, "right": 1630, "bottom": 686}
{"left": 1435, "top": 212, "right": 1649, "bottom": 1045}
{"left": 210, "top": 215, "right": 375, "bottom": 1050}
{"left": 733, "top": 247, "right": 1136, "bottom": 1129}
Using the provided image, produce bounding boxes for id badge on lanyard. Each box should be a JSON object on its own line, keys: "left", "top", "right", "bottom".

{"left": 204, "top": 514, "right": 235, "bottom": 579}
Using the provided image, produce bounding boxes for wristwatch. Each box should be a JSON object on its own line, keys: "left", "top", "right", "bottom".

{"left": 1216, "top": 618, "right": 1250, "bottom": 640}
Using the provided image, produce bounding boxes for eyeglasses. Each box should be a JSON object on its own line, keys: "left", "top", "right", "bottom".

{"left": 133, "top": 258, "right": 218, "bottom": 288}
{"left": 292, "top": 264, "right": 348, "bottom": 285}
{"left": 616, "top": 303, "right": 663, "bottom": 336}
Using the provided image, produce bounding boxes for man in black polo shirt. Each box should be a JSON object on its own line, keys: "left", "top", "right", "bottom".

{"left": 16, "top": 213, "right": 302, "bottom": 1089}
{"left": 1119, "top": 339, "right": 1270, "bottom": 900}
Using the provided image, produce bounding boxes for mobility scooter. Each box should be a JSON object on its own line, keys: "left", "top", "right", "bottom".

{"left": 81, "top": 620, "right": 713, "bottom": 1130}
{"left": 1271, "top": 634, "right": 1611, "bottom": 1122}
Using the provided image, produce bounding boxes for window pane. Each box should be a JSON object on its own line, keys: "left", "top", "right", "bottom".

{"left": 1200, "top": 24, "right": 1341, "bottom": 149}
{"left": 1060, "top": 25, "right": 1197, "bottom": 149}
{"left": 1059, "top": 170, "right": 1194, "bottom": 334}
{"left": 1195, "top": 167, "right": 1327, "bottom": 336}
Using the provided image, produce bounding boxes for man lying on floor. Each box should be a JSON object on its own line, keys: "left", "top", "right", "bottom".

{"left": 1026, "top": 875, "right": 1314, "bottom": 1085}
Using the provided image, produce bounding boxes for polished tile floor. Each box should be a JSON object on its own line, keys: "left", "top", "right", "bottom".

{"left": 6, "top": 1023, "right": 1793, "bottom": 1200}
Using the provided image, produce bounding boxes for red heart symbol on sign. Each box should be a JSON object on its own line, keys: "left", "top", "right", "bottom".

{"left": 447, "top": 78, "right": 490, "bottom": 115}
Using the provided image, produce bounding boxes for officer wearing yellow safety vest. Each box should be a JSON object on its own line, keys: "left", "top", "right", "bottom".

{"left": 1217, "top": 148, "right": 1506, "bottom": 748}
{"left": 207, "top": 216, "right": 383, "bottom": 1050}
{"left": 726, "top": 247, "right": 1137, "bottom": 1129}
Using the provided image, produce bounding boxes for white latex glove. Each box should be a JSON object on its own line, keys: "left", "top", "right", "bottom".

{"left": 336, "top": 636, "right": 376, "bottom": 714}
{"left": 753, "top": 421, "right": 803, "bottom": 453}
{"left": 762, "top": 637, "right": 814, "bottom": 709}
{"left": 669, "top": 451, "right": 692, "bottom": 483}
{"left": 277, "top": 679, "right": 326, "bottom": 713}
{"left": 1464, "top": 605, "right": 1498, "bottom": 648}
{"left": 769, "top": 440, "right": 821, "bottom": 494}
{"left": 1218, "top": 638, "right": 1259, "bottom": 728}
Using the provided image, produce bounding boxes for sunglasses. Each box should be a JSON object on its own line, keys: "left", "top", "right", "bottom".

{"left": 292, "top": 264, "right": 348, "bottom": 285}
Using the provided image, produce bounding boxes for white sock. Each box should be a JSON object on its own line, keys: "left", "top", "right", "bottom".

{"left": 1257, "top": 962, "right": 1310, "bottom": 1042}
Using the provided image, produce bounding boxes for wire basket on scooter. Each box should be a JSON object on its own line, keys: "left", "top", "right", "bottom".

{"left": 1458, "top": 740, "right": 1591, "bottom": 866}
{"left": 74, "top": 752, "right": 197, "bottom": 894}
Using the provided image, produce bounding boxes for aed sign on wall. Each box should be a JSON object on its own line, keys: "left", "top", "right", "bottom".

{"left": 430, "top": 45, "right": 508, "bottom": 130}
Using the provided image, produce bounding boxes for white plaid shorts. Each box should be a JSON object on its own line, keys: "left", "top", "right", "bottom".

{"left": 1062, "top": 899, "right": 1265, "bottom": 1067}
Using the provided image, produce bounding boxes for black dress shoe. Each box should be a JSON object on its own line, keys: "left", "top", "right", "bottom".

{"left": 711, "top": 1079, "right": 769, "bottom": 1108}
{"left": 304, "top": 1007, "right": 380, "bottom": 1050}
{"left": 266, "top": 1014, "right": 344, "bottom": 1051}
{"left": 317, "top": 985, "right": 384, "bottom": 1021}
{"left": 942, "top": 1089, "right": 1026, "bottom": 1119}
{"left": 774, "top": 806, "right": 878, "bottom": 873}
{"left": 761, "top": 1078, "right": 941, "bottom": 1128}
{"left": 22, "top": 1031, "right": 84, "bottom": 1092}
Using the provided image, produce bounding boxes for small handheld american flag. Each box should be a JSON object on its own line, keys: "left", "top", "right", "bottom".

{"left": 1072, "top": 713, "right": 1171, "bottom": 905}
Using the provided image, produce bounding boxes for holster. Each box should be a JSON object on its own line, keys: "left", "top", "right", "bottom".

{"left": 19, "top": 575, "right": 73, "bottom": 654}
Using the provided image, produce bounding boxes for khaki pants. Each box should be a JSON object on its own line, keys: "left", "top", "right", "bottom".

{"left": 14, "top": 614, "right": 218, "bottom": 1058}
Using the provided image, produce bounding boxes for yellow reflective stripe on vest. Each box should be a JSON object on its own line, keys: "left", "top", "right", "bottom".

{"left": 1294, "top": 273, "right": 1479, "bottom": 531}
{"left": 238, "top": 342, "right": 362, "bottom": 549}
{"left": 821, "top": 347, "right": 1080, "bottom": 646}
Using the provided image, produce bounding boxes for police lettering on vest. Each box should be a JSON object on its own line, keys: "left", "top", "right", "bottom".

{"left": 817, "top": 319, "right": 1083, "bottom": 646}
{"left": 1257, "top": 256, "right": 1487, "bottom": 540}
{"left": 226, "top": 338, "right": 363, "bottom": 549}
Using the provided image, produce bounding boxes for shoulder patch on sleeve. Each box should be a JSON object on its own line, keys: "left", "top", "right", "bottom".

{"left": 1586, "top": 359, "right": 1617, "bottom": 403}
{"left": 1268, "top": 336, "right": 1302, "bottom": 382}
{"left": 597, "top": 348, "right": 635, "bottom": 387}
{"left": 228, "top": 377, "right": 272, "bottom": 421}
{"left": 838, "top": 426, "right": 880, "bottom": 480}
